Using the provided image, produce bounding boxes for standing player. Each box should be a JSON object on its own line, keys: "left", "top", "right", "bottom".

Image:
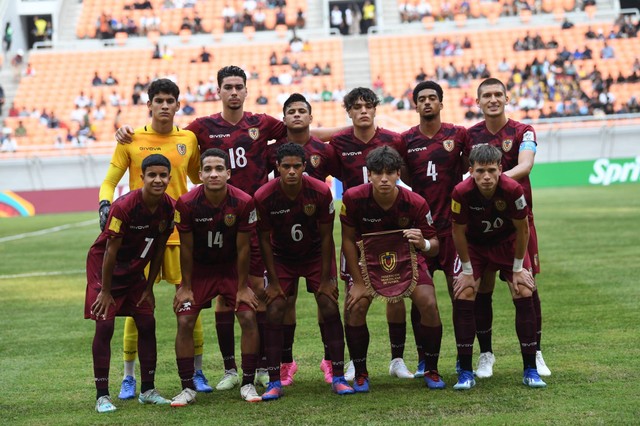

{"left": 450, "top": 144, "right": 546, "bottom": 389}
{"left": 255, "top": 143, "right": 354, "bottom": 400}
{"left": 400, "top": 81, "right": 467, "bottom": 379}
{"left": 465, "top": 78, "right": 550, "bottom": 378}
{"left": 86, "top": 154, "right": 175, "bottom": 413}
{"left": 268, "top": 93, "right": 342, "bottom": 385}
{"left": 340, "top": 146, "right": 445, "bottom": 392}
{"left": 330, "top": 87, "right": 414, "bottom": 380}
{"left": 98, "top": 79, "right": 208, "bottom": 398}
{"left": 170, "top": 148, "right": 262, "bottom": 406}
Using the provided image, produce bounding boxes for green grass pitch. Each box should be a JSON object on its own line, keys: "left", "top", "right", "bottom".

{"left": 0, "top": 184, "right": 639, "bottom": 425}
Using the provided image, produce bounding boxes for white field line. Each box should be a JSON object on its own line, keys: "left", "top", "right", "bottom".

{"left": 0, "top": 269, "right": 85, "bottom": 279}
{"left": 0, "top": 219, "right": 95, "bottom": 243}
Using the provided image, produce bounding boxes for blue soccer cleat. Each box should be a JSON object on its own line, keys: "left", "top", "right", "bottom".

{"left": 453, "top": 370, "right": 476, "bottom": 390}
{"left": 353, "top": 374, "right": 370, "bottom": 393}
{"left": 118, "top": 375, "right": 136, "bottom": 400}
{"left": 261, "top": 381, "right": 283, "bottom": 401}
{"left": 424, "top": 370, "right": 446, "bottom": 389}
{"left": 414, "top": 359, "right": 426, "bottom": 378}
{"left": 523, "top": 368, "right": 547, "bottom": 388}
{"left": 332, "top": 376, "right": 355, "bottom": 395}
{"left": 193, "top": 369, "right": 213, "bottom": 393}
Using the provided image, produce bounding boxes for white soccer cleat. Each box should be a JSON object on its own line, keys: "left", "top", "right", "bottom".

{"left": 240, "top": 383, "right": 262, "bottom": 402}
{"left": 170, "top": 387, "right": 196, "bottom": 407}
{"left": 344, "top": 360, "right": 355, "bottom": 382}
{"left": 95, "top": 395, "right": 117, "bottom": 413}
{"left": 216, "top": 369, "right": 240, "bottom": 391}
{"left": 536, "top": 350, "right": 551, "bottom": 376}
{"left": 389, "top": 358, "right": 414, "bottom": 379}
{"left": 475, "top": 352, "right": 495, "bottom": 378}
{"left": 254, "top": 368, "right": 269, "bottom": 387}
{"left": 138, "top": 388, "right": 170, "bottom": 405}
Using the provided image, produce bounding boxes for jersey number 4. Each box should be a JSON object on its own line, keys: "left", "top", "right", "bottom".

{"left": 426, "top": 161, "right": 438, "bottom": 181}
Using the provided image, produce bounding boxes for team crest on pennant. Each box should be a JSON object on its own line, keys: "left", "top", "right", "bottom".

{"left": 495, "top": 199, "right": 507, "bottom": 211}
{"left": 248, "top": 128, "right": 259, "bottom": 140}
{"left": 379, "top": 251, "right": 397, "bottom": 273}
{"left": 224, "top": 214, "right": 236, "bottom": 227}
{"left": 304, "top": 204, "right": 316, "bottom": 216}
{"left": 158, "top": 220, "right": 167, "bottom": 233}
{"left": 502, "top": 139, "right": 513, "bottom": 152}
{"left": 398, "top": 217, "right": 410, "bottom": 227}
{"left": 176, "top": 144, "right": 187, "bottom": 155}
{"left": 443, "top": 139, "right": 454, "bottom": 152}
{"left": 310, "top": 154, "right": 321, "bottom": 168}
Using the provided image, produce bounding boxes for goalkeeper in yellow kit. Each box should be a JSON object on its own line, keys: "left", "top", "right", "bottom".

{"left": 98, "top": 78, "right": 213, "bottom": 398}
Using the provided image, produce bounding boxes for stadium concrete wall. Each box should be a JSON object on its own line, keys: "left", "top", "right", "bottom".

{"left": 0, "top": 124, "right": 639, "bottom": 216}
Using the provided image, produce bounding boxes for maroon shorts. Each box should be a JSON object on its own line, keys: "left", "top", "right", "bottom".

{"left": 249, "top": 231, "right": 266, "bottom": 277}
{"left": 84, "top": 275, "right": 153, "bottom": 321}
{"left": 176, "top": 263, "right": 252, "bottom": 316}
{"left": 269, "top": 256, "right": 338, "bottom": 296}
{"left": 468, "top": 239, "right": 532, "bottom": 283}
{"left": 426, "top": 233, "right": 458, "bottom": 277}
{"left": 84, "top": 252, "right": 154, "bottom": 320}
{"left": 528, "top": 220, "right": 540, "bottom": 276}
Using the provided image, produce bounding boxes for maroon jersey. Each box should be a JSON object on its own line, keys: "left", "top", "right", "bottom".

{"left": 254, "top": 175, "right": 335, "bottom": 261}
{"left": 330, "top": 127, "right": 406, "bottom": 193}
{"left": 340, "top": 184, "right": 436, "bottom": 240}
{"left": 175, "top": 184, "right": 256, "bottom": 266}
{"left": 186, "top": 112, "right": 286, "bottom": 194}
{"left": 268, "top": 136, "right": 341, "bottom": 181}
{"left": 87, "top": 189, "right": 175, "bottom": 288}
{"left": 466, "top": 119, "right": 536, "bottom": 211}
{"left": 451, "top": 174, "right": 529, "bottom": 246}
{"left": 401, "top": 123, "right": 467, "bottom": 236}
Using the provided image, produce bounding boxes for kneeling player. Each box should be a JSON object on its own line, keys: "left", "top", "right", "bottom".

{"left": 171, "top": 148, "right": 262, "bottom": 406}
{"left": 450, "top": 144, "right": 545, "bottom": 390}
{"left": 340, "top": 146, "right": 445, "bottom": 392}
{"left": 255, "top": 143, "right": 354, "bottom": 400}
{"left": 85, "top": 154, "right": 175, "bottom": 413}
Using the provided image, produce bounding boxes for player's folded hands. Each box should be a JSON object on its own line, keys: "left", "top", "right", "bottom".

{"left": 317, "top": 279, "right": 339, "bottom": 305}
{"left": 173, "top": 287, "right": 194, "bottom": 313}
{"left": 346, "top": 283, "right": 368, "bottom": 310}
{"left": 264, "top": 283, "right": 285, "bottom": 305}
{"left": 453, "top": 274, "right": 476, "bottom": 299}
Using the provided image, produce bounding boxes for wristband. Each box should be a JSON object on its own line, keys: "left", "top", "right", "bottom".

{"left": 461, "top": 261, "right": 473, "bottom": 276}
{"left": 513, "top": 258, "right": 524, "bottom": 272}
{"left": 422, "top": 238, "right": 431, "bottom": 252}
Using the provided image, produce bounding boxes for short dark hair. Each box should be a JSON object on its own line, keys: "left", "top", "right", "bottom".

{"left": 147, "top": 79, "right": 180, "bottom": 102}
{"left": 200, "top": 148, "right": 230, "bottom": 169}
{"left": 142, "top": 154, "right": 171, "bottom": 173}
{"left": 283, "top": 93, "right": 312, "bottom": 115}
{"left": 217, "top": 65, "right": 247, "bottom": 87}
{"left": 276, "top": 142, "right": 306, "bottom": 164}
{"left": 413, "top": 80, "right": 443, "bottom": 103}
{"left": 342, "top": 87, "right": 379, "bottom": 111}
{"left": 365, "top": 146, "right": 403, "bottom": 173}
{"left": 469, "top": 144, "right": 502, "bottom": 166}
{"left": 477, "top": 78, "right": 506, "bottom": 98}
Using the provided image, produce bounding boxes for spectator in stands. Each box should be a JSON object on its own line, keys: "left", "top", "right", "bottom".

{"left": 585, "top": 26, "right": 597, "bottom": 39}
{"left": 256, "top": 91, "right": 268, "bottom": 105}
{"left": 180, "top": 101, "right": 196, "bottom": 116}
{"left": 254, "top": 7, "right": 266, "bottom": 30}
{"left": 600, "top": 42, "right": 615, "bottom": 59}
{"left": 75, "top": 91, "right": 92, "bottom": 108}
{"left": 0, "top": 83, "right": 4, "bottom": 116}
{"left": 415, "top": 67, "right": 427, "bottom": 82}
{"left": 321, "top": 86, "right": 333, "bottom": 102}
{"left": 192, "top": 11, "right": 203, "bottom": 33}
{"left": 199, "top": 46, "right": 211, "bottom": 62}
{"left": 162, "top": 45, "right": 174, "bottom": 60}
{"left": 276, "top": 7, "right": 287, "bottom": 26}
{"left": 268, "top": 71, "right": 280, "bottom": 85}
{"left": 561, "top": 18, "right": 574, "bottom": 30}
{"left": 296, "top": 8, "right": 305, "bottom": 28}
{"left": 270, "top": 51, "right": 278, "bottom": 66}
{"left": 48, "top": 112, "right": 60, "bottom": 129}
{"left": 104, "top": 71, "right": 119, "bottom": 85}
{"left": 278, "top": 70, "right": 293, "bottom": 85}
{"left": 14, "top": 121, "right": 27, "bottom": 137}
{"left": 323, "top": 63, "right": 332, "bottom": 75}
{"left": 290, "top": 36, "right": 304, "bottom": 53}
{"left": 93, "top": 104, "right": 107, "bottom": 121}
{"left": 361, "top": 1, "right": 375, "bottom": 34}
{"left": 311, "top": 63, "right": 322, "bottom": 76}
{"left": 1, "top": 127, "right": 17, "bottom": 153}
{"left": 92, "top": 72, "right": 103, "bottom": 86}
{"left": 3, "top": 22, "right": 12, "bottom": 52}
{"left": 222, "top": 3, "right": 237, "bottom": 28}
{"left": 331, "top": 5, "right": 344, "bottom": 33}
{"left": 180, "top": 16, "right": 193, "bottom": 31}
{"left": 281, "top": 53, "right": 290, "bottom": 65}
{"left": 33, "top": 16, "right": 48, "bottom": 42}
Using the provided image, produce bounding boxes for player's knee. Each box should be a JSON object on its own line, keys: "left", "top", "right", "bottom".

{"left": 177, "top": 315, "right": 196, "bottom": 334}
